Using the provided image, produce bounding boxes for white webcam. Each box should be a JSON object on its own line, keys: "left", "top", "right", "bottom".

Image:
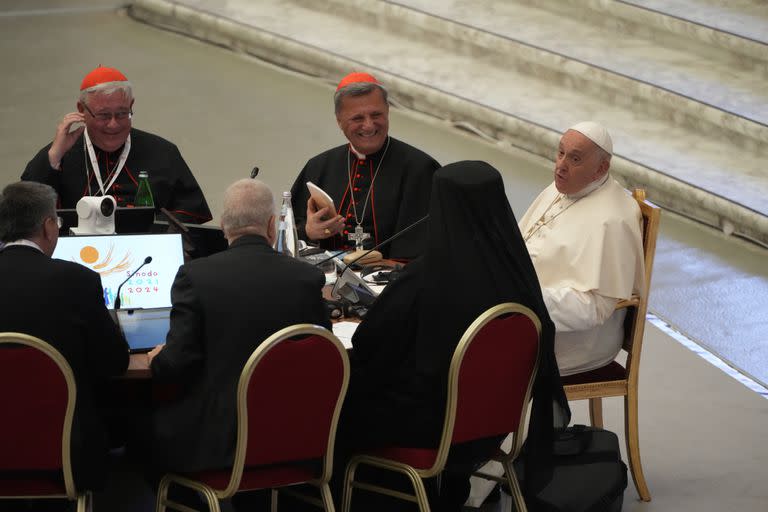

{"left": 70, "top": 195, "right": 116, "bottom": 235}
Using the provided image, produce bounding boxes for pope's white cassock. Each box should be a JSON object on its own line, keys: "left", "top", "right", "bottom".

{"left": 519, "top": 174, "right": 645, "bottom": 376}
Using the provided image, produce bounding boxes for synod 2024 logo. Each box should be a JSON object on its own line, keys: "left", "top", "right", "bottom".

{"left": 73, "top": 244, "right": 159, "bottom": 307}
{"left": 76, "top": 244, "right": 133, "bottom": 276}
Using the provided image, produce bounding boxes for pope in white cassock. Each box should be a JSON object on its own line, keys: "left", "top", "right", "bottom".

{"left": 518, "top": 121, "right": 645, "bottom": 376}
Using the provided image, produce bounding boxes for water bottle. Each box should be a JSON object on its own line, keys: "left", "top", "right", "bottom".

{"left": 134, "top": 171, "right": 154, "bottom": 207}
{"left": 275, "top": 191, "right": 299, "bottom": 257}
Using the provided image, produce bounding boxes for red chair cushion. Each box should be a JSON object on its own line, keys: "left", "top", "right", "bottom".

{"left": 244, "top": 335, "right": 344, "bottom": 467}
{"left": 190, "top": 460, "right": 321, "bottom": 491}
{"left": 453, "top": 313, "right": 538, "bottom": 443}
{"left": 0, "top": 471, "right": 66, "bottom": 496}
{"left": 365, "top": 447, "right": 439, "bottom": 470}
{"left": 0, "top": 346, "right": 68, "bottom": 471}
{"left": 561, "top": 361, "right": 626, "bottom": 386}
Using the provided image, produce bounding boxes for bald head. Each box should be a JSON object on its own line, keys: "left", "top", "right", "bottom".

{"left": 220, "top": 179, "right": 275, "bottom": 243}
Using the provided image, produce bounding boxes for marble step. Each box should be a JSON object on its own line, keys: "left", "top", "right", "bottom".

{"left": 129, "top": 0, "right": 768, "bottom": 246}
{"left": 618, "top": 0, "right": 768, "bottom": 53}
{"left": 316, "top": 0, "right": 768, "bottom": 147}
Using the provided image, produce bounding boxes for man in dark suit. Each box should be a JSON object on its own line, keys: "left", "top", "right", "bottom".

{"left": 0, "top": 181, "right": 129, "bottom": 490}
{"left": 147, "top": 178, "right": 331, "bottom": 473}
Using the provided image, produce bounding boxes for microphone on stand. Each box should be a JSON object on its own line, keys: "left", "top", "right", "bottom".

{"left": 250, "top": 166, "right": 260, "bottom": 179}
{"left": 330, "top": 215, "right": 429, "bottom": 307}
{"left": 114, "top": 256, "right": 153, "bottom": 310}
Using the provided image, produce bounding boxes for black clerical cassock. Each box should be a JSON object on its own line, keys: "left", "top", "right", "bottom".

{"left": 291, "top": 137, "right": 439, "bottom": 259}
{"left": 23, "top": 128, "right": 212, "bottom": 224}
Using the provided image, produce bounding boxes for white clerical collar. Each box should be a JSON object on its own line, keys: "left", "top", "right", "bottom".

{"left": 2, "top": 239, "right": 44, "bottom": 253}
{"left": 349, "top": 144, "right": 366, "bottom": 160}
{"left": 567, "top": 174, "right": 609, "bottom": 200}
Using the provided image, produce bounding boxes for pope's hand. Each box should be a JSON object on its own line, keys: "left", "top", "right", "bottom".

{"left": 305, "top": 197, "right": 345, "bottom": 240}
{"left": 48, "top": 112, "right": 86, "bottom": 170}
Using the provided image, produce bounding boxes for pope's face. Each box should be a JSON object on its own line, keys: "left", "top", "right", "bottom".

{"left": 336, "top": 88, "right": 389, "bottom": 155}
{"left": 78, "top": 91, "right": 134, "bottom": 152}
{"left": 554, "top": 130, "right": 609, "bottom": 195}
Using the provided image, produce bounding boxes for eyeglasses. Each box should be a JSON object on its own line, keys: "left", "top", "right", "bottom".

{"left": 83, "top": 104, "right": 133, "bottom": 122}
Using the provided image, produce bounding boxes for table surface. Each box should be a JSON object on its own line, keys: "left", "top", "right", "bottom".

{"left": 123, "top": 261, "right": 397, "bottom": 378}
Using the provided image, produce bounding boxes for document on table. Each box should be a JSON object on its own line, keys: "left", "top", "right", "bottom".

{"left": 332, "top": 321, "right": 359, "bottom": 349}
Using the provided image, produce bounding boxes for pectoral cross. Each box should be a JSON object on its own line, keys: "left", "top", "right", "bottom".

{"left": 348, "top": 225, "right": 370, "bottom": 251}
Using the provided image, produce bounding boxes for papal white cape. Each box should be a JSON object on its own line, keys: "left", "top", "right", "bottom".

{"left": 520, "top": 176, "right": 644, "bottom": 375}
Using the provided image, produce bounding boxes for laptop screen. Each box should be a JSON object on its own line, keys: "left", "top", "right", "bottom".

{"left": 52, "top": 233, "right": 185, "bottom": 309}
{"left": 116, "top": 307, "right": 171, "bottom": 353}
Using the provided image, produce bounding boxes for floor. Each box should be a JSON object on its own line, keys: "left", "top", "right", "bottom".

{"left": 0, "top": 2, "right": 767, "bottom": 511}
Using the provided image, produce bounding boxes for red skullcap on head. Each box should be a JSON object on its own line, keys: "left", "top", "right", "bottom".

{"left": 80, "top": 66, "right": 128, "bottom": 91}
{"left": 336, "top": 72, "right": 380, "bottom": 91}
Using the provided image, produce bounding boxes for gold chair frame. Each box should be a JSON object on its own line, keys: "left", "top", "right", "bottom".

{"left": 342, "top": 303, "right": 541, "bottom": 512}
{"left": 562, "top": 188, "right": 660, "bottom": 502}
{"left": 0, "top": 332, "right": 91, "bottom": 512}
{"left": 156, "top": 324, "right": 350, "bottom": 512}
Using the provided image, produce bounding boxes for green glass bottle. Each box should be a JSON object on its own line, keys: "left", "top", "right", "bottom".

{"left": 134, "top": 170, "right": 154, "bottom": 207}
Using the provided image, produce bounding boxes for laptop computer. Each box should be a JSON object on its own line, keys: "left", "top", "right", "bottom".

{"left": 116, "top": 307, "right": 171, "bottom": 353}
{"left": 52, "top": 233, "right": 185, "bottom": 309}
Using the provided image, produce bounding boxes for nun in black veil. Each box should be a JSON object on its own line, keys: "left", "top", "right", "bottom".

{"left": 338, "top": 160, "right": 570, "bottom": 509}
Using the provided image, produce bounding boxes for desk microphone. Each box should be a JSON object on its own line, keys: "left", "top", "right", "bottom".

{"left": 312, "top": 214, "right": 429, "bottom": 269}
{"left": 114, "top": 256, "right": 152, "bottom": 310}
{"left": 331, "top": 215, "right": 429, "bottom": 306}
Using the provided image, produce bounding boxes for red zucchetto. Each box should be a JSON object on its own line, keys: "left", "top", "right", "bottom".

{"left": 336, "top": 72, "right": 380, "bottom": 91}
{"left": 80, "top": 66, "right": 128, "bottom": 91}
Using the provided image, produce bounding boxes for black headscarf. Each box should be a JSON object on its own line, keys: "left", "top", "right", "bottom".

{"left": 405, "top": 161, "right": 569, "bottom": 489}
{"left": 349, "top": 161, "right": 569, "bottom": 493}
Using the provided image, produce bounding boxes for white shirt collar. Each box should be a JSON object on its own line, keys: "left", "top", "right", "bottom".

{"left": 567, "top": 174, "right": 610, "bottom": 200}
{"left": 349, "top": 144, "right": 366, "bottom": 160}
{"left": 2, "top": 239, "right": 44, "bottom": 253}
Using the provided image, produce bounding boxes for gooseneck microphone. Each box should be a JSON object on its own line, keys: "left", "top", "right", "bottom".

{"left": 313, "top": 214, "right": 430, "bottom": 269}
{"left": 331, "top": 215, "right": 430, "bottom": 306}
{"left": 114, "top": 256, "right": 153, "bottom": 310}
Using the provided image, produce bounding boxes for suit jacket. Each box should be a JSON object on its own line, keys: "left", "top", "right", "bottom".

{"left": 150, "top": 235, "right": 331, "bottom": 471}
{"left": 0, "top": 245, "right": 129, "bottom": 489}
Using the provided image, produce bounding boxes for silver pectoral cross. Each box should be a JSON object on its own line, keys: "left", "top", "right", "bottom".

{"left": 348, "top": 225, "right": 370, "bottom": 251}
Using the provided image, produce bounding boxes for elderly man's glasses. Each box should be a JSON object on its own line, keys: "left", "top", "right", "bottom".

{"left": 83, "top": 104, "right": 133, "bottom": 122}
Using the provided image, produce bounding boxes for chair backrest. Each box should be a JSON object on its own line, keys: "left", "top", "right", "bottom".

{"left": 430, "top": 304, "right": 541, "bottom": 474}
{"left": 623, "top": 189, "right": 661, "bottom": 376}
{"left": 220, "top": 324, "right": 349, "bottom": 496}
{"left": 0, "top": 332, "right": 77, "bottom": 498}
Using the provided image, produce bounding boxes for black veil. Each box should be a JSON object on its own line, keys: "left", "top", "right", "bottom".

{"left": 348, "top": 161, "right": 570, "bottom": 495}
{"left": 403, "top": 161, "right": 570, "bottom": 492}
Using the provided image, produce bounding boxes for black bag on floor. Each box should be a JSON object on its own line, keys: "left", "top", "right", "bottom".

{"left": 514, "top": 425, "right": 628, "bottom": 512}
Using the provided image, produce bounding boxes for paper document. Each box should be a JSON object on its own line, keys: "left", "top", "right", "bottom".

{"left": 332, "top": 321, "right": 359, "bottom": 349}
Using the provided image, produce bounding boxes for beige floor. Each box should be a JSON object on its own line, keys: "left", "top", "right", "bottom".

{"left": 1, "top": 3, "right": 767, "bottom": 511}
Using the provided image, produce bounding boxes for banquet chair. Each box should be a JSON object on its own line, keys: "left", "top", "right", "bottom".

{"left": 0, "top": 332, "right": 91, "bottom": 512}
{"left": 561, "top": 188, "right": 660, "bottom": 502}
{"left": 342, "top": 303, "right": 541, "bottom": 512}
{"left": 156, "top": 324, "right": 349, "bottom": 512}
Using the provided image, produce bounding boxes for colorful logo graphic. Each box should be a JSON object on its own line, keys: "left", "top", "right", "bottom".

{"left": 75, "top": 244, "right": 133, "bottom": 276}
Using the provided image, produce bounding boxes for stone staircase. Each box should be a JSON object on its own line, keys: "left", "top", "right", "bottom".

{"left": 129, "top": 0, "right": 768, "bottom": 245}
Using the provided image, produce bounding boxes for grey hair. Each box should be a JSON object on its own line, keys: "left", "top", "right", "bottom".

{"left": 79, "top": 81, "right": 133, "bottom": 106}
{"left": 0, "top": 182, "right": 58, "bottom": 243}
{"left": 334, "top": 81, "right": 389, "bottom": 115}
{"left": 220, "top": 179, "right": 275, "bottom": 238}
